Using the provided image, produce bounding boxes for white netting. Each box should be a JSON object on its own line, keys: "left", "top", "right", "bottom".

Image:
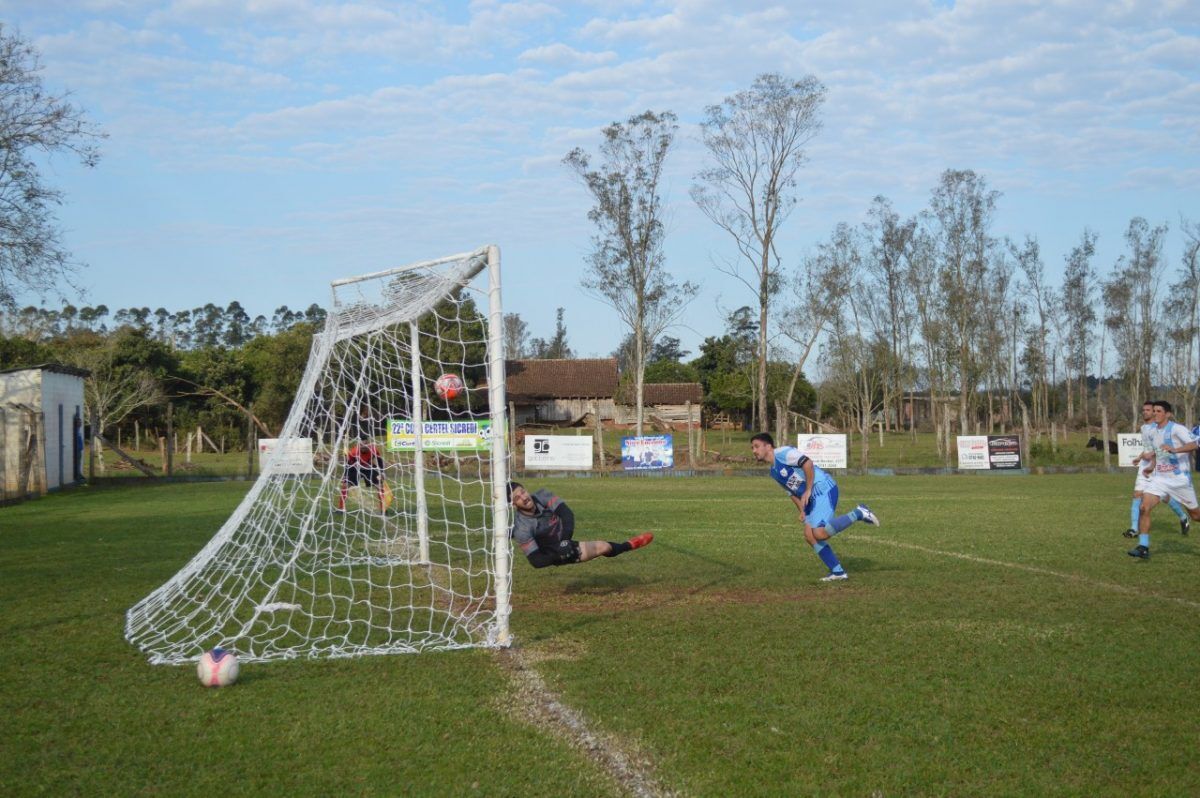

{"left": 125, "top": 246, "right": 511, "bottom": 664}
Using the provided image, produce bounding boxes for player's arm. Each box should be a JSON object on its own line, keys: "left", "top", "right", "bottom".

{"left": 1166, "top": 429, "right": 1198, "bottom": 454}
{"left": 546, "top": 496, "right": 575, "bottom": 535}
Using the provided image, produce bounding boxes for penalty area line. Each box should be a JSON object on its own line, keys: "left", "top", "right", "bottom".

{"left": 496, "top": 647, "right": 675, "bottom": 798}
{"left": 855, "top": 535, "right": 1200, "bottom": 611}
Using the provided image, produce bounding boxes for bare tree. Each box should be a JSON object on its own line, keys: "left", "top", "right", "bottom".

{"left": 565, "top": 110, "right": 696, "bottom": 435}
{"left": 862, "top": 196, "right": 917, "bottom": 431}
{"left": 925, "top": 169, "right": 1001, "bottom": 434}
{"left": 0, "top": 25, "right": 104, "bottom": 307}
{"left": 778, "top": 222, "right": 856, "bottom": 435}
{"left": 1012, "top": 235, "right": 1058, "bottom": 429}
{"left": 1163, "top": 218, "right": 1200, "bottom": 422}
{"left": 692, "top": 73, "right": 826, "bottom": 433}
{"left": 1060, "top": 229, "right": 1098, "bottom": 423}
{"left": 1104, "top": 217, "right": 1169, "bottom": 422}
{"left": 72, "top": 343, "right": 163, "bottom": 435}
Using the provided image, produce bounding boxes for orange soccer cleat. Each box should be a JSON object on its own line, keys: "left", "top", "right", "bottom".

{"left": 628, "top": 532, "right": 654, "bottom": 550}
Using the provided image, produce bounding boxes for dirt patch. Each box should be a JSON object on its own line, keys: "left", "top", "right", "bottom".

{"left": 516, "top": 585, "right": 857, "bottom": 614}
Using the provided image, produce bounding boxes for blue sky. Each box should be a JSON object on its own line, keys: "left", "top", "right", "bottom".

{"left": 4, "top": 0, "right": 1198, "bottom": 359}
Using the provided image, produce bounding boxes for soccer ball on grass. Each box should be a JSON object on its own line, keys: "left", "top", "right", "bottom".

{"left": 197, "top": 647, "right": 239, "bottom": 687}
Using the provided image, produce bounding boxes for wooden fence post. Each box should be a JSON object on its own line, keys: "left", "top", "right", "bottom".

{"left": 246, "top": 403, "right": 256, "bottom": 478}
{"left": 165, "top": 402, "right": 174, "bottom": 477}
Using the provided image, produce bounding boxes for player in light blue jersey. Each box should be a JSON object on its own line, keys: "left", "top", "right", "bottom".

{"left": 1125, "top": 401, "right": 1191, "bottom": 538}
{"left": 751, "top": 432, "right": 880, "bottom": 582}
{"left": 1130, "top": 400, "right": 1200, "bottom": 559}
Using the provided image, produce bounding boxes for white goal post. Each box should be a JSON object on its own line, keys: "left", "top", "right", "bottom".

{"left": 125, "top": 245, "right": 512, "bottom": 663}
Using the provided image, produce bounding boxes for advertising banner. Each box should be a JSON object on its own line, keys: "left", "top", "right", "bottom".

{"left": 795, "top": 434, "right": 849, "bottom": 469}
{"left": 621, "top": 435, "right": 674, "bottom": 470}
{"left": 956, "top": 435, "right": 990, "bottom": 469}
{"left": 386, "top": 419, "right": 492, "bottom": 452}
{"left": 986, "top": 435, "right": 1022, "bottom": 470}
{"left": 258, "top": 438, "right": 315, "bottom": 475}
{"left": 1117, "top": 433, "right": 1144, "bottom": 467}
{"left": 523, "top": 435, "right": 593, "bottom": 470}
{"left": 956, "top": 435, "right": 1024, "bottom": 470}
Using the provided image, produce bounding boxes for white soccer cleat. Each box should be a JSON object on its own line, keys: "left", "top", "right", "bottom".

{"left": 857, "top": 504, "right": 881, "bottom": 527}
{"left": 820, "top": 572, "right": 849, "bottom": 582}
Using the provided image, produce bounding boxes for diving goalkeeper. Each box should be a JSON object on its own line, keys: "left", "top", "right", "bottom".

{"left": 508, "top": 481, "right": 653, "bottom": 568}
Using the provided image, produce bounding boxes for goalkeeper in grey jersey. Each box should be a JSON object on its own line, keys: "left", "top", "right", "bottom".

{"left": 508, "top": 482, "right": 653, "bottom": 568}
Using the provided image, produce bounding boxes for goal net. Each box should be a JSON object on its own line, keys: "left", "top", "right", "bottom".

{"left": 125, "top": 245, "right": 512, "bottom": 664}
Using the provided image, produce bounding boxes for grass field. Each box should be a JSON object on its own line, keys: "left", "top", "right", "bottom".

{"left": 4, "top": 473, "right": 1200, "bottom": 796}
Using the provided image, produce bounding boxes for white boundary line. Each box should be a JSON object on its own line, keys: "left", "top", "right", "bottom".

{"left": 856, "top": 535, "right": 1200, "bottom": 610}
{"left": 498, "top": 647, "right": 675, "bottom": 798}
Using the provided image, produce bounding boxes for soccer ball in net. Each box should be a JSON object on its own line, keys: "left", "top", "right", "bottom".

{"left": 197, "top": 648, "right": 239, "bottom": 687}
{"left": 434, "top": 373, "right": 464, "bottom": 401}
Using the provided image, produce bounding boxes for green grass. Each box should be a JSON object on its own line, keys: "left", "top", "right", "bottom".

{"left": 4, "top": 474, "right": 1200, "bottom": 795}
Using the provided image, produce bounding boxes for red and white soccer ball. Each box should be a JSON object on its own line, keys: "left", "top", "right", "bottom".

{"left": 434, "top": 373, "right": 465, "bottom": 401}
{"left": 197, "top": 647, "right": 240, "bottom": 687}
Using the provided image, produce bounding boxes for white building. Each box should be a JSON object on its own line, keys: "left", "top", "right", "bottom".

{"left": 1, "top": 364, "right": 88, "bottom": 499}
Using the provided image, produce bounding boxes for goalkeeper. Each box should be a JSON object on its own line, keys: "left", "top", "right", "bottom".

{"left": 508, "top": 481, "right": 653, "bottom": 568}
{"left": 336, "top": 439, "right": 390, "bottom": 511}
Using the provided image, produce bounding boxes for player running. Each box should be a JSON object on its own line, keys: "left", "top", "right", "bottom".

{"left": 508, "top": 482, "right": 653, "bottom": 569}
{"left": 1125, "top": 400, "right": 1190, "bottom": 538}
{"left": 1130, "top": 400, "right": 1200, "bottom": 559}
{"left": 750, "top": 432, "right": 880, "bottom": 582}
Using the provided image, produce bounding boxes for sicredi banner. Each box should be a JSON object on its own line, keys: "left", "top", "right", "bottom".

{"left": 386, "top": 419, "right": 492, "bottom": 452}
{"left": 956, "top": 435, "right": 990, "bottom": 469}
{"left": 621, "top": 435, "right": 674, "bottom": 470}
{"left": 795, "top": 434, "right": 848, "bottom": 469}
{"left": 524, "top": 435, "right": 593, "bottom": 470}
{"left": 258, "top": 438, "right": 315, "bottom": 475}
{"left": 1117, "top": 433, "right": 1144, "bottom": 467}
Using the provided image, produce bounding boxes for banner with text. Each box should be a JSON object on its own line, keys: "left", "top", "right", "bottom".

{"left": 795, "top": 434, "right": 849, "bottom": 469}
{"left": 524, "top": 435, "right": 593, "bottom": 470}
{"left": 1117, "top": 433, "right": 1144, "bottom": 467}
{"left": 386, "top": 419, "right": 492, "bottom": 452}
{"left": 621, "top": 435, "right": 674, "bottom": 470}
{"left": 258, "top": 438, "right": 315, "bottom": 475}
{"left": 956, "top": 435, "right": 1023, "bottom": 470}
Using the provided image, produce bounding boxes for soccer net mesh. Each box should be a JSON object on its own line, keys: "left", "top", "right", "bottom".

{"left": 125, "top": 246, "right": 511, "bottom": 664}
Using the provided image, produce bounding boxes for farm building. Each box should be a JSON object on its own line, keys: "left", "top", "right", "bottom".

{"left": 504, "top": 358, "right": 618, "bottom": 426}
{"left": 0, "top": 364, "right": 88, "bottom": 500}
{"left": 614, "top": 382, "right": 702, "bottom": 429}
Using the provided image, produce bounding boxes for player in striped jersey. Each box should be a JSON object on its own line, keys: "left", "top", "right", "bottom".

{"left": 750, "top": 432, "right": 880, "bottom": 582}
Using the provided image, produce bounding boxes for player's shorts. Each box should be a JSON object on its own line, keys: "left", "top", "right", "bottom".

{"left": 1144, "top": 472, "right": 1199, "bottom": 510}
{"left": 344, "top": 462, "right": 383, "bottom": 487}
{"left": 804, "top": 482, "right": 840, "bottom": 529}
{"left": 1133, "top": 465, "right": 1154, "bottom": 493}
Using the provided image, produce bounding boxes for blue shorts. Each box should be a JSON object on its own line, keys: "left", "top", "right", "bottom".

{"left": 804, "top": 483, "right": 839, "bottom": 529}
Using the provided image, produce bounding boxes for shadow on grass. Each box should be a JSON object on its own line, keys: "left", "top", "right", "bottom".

{"left": 522, "top": 539, "right": 748, "bottom": 642}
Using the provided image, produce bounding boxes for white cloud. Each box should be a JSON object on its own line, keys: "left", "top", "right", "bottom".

{"left": 517, "top": 42, "right": 617, "bottom": 67}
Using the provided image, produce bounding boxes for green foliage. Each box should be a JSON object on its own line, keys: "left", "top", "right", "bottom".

{"left": 241, "top": 322, "right": 318, "bottom": 433}
{"left": 643, "top": 359, "right": 700, "bottom": 383}
{"left": 0, "top": 333, "right": 49, "bottom": 369}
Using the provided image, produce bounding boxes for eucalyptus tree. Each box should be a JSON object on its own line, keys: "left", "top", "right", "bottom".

{"left": 565, "top": 110, "right": 696, "bottom": 435}
{"left": 692, "top": 73, "right": 826, "bottom": 433}
{"left": 1060, "top": 230, "right": 1098, "bottom": 421}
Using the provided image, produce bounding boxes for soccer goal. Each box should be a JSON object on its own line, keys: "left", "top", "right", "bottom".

{"left": 125, "top": 245, "right": 512, "bottom": 664}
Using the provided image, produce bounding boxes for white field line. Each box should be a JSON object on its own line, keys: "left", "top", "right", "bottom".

{"left": 855, "top": 535, "right": 1200, "bottom": 610}
{"left": 498, "top": 647, "right": 676, "bottom": 798}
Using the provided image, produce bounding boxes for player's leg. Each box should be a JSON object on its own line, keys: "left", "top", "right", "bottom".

{"left": 1131, "top": 492, "right": 1161, "bottom": 559}
{"left": 1126, "top": 489, "right": 1144, "bottom": 538}
{"left": 577, "top": 534, "right": 653, "bottom": 562}
{"left": 806, "top": 493, "right": 846, "bottom": 579}
{"left": 336, "top": 464, "right": 358, "bottom": 510}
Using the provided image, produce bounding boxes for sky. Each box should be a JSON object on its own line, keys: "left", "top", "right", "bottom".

{"left": 3, "top": 0, "right": 1198, "bottom": 359}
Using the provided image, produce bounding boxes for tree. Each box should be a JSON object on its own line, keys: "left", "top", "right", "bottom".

{"left": 925, "top": 169, "right": 1002, "bottom": 433}
{"left": 564, "top": 110, "right": 696, "bottom": 436}
{"left": 692, "top": 73, "right": 826, "bottom": 432}
{"left": 1060, "top": 230, "right": 1098, "bottom": 422}
{"left": 0, "top": 25, "right": 104, "bottom": 307}
{"left": 503, "top": 312, "right": 530, "bottom": 358}
{"left": 1012, "top": 235, "right": 1057, "bottom": 428}
{"left": 530, "top": 307, "right": 573, "bottom": 359}
{"left": 862, "top": 196, "right": 917, "bottom": 431}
